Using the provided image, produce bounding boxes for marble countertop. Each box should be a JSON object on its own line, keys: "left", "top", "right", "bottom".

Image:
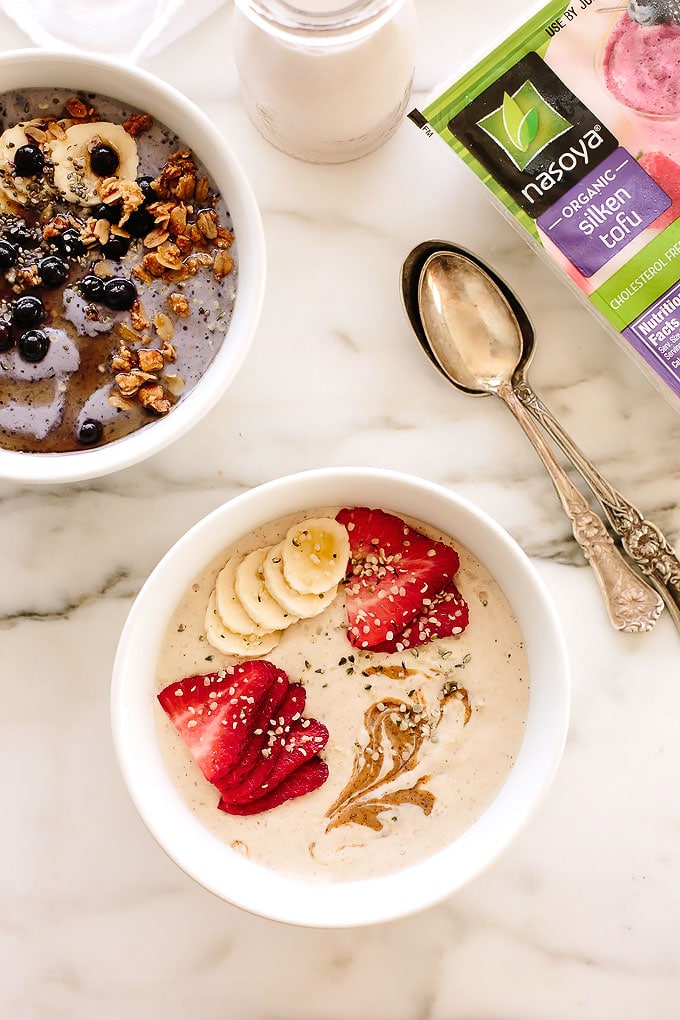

{"left": 1, "top": 2, "right": 680, "bottom": 1017}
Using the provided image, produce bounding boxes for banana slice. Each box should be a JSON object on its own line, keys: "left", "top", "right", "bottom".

{"left": 235, "top": 547, "right": 299, "bottom": 632}
{"left": 263, "top": 543, "right": 339, "bottom": 619}
{"left": 204, "top": 591, "right": 281, "bottom": 657}
{"left": 281, "top": 517, "right": 350, "bottom": 595}
{"left": 214, "top": 555, "right": 270, "bottom": 637}
{"left": 0, "top": 121, "right": 45, "bottom": 205}
{"left": 49, "top": 121, "right": 138, "bottom": 206}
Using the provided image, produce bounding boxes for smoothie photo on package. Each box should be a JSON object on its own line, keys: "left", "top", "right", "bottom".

{"left": 409, "top": 0, "right": 680, "bottom": 410}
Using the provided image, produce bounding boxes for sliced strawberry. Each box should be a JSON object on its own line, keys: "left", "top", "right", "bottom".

{"left": 640, "top": 151, "right": 680, "bottom": 231}
{"left": 215, "top": 681, "right": 307, "bottom": 799}
{"left": 213, "top": 670, "right": 291, "bottom": 790}
{"left": 336, "top": 506, "right": 461, "bottom": 650}
{"left": 157, "top": 660, "right": 281, "bottom": 783}
{"left": 216, "top": 717, "right": 329, "bottom": 805}
{"left": 371, "top": 579, "right": 469, "bottom": 651}
{"left": 219, "top": 757, "right": 330, "bottom": 816}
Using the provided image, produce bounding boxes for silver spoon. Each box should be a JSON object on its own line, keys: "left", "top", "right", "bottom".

{"left": 417, "top": 248, "right": 664, "bottom": 633}
{"left": 402, "top": 240, "right": 680, "bottom": 633}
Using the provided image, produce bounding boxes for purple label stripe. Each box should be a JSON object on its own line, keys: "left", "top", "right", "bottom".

{"left": 537, "top": 148, "right": 671, "bottom": 278}
{"left": 623, "top": 280, "right": 680, "bottom": 400}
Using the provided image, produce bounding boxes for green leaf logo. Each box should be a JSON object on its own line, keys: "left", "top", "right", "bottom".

{"left": 502, "top": 92, "right": 539, "bottom": 152}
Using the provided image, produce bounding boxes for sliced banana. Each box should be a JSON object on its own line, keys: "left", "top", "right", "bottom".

{"left": 49, "top": 121, "right": 138, "bottom": 206}
{"left": 214, "top": 555, "right": 270, "bottom": 637}
{"left": 204, "top": 591, "right": 281, "bottom": 657}
{"left": 0, "top": 121, "right": 44, "bottom": 205}
{"left": 264, "top": 543, "right": 339, "bottom": 619}
{"left": 235, "top": 547, "right": 300, "bottom": 632}
{"left": 281, "top": 517, "right": 350, "bottom": 595}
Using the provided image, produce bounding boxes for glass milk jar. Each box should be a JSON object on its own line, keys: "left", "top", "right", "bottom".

{"left": 232, "top": 0, "right": 418, "bottom": 163}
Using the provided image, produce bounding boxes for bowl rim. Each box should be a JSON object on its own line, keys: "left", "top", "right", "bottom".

{"left": 111, "top": 466, "right": 570, "bottom": 928}
{"left": 0, "top": 48, "right": 265, "bottom": 484}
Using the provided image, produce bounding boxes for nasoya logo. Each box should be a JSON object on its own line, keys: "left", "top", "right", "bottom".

{"left": 447, "top": 52, "right": 618, "bottom": 218}
{"left": 476, "top": 81, "right": 571, "bottom": 171}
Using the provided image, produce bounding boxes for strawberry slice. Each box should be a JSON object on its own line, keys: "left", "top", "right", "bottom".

{"left": 219, "top": 757, "right": 330, "bottom": 816}
{"left": 371, "top": 579, "right": 469, "bottom": 652}
{"left": 213, "top": 670, "right": 291, "bottom": 790}
{"left": 336, "top": 506, "right": 461, "bottom": 650}
{"left": 157, "top": 660, "right": 282, "bottom": 783}
{"left": 217, "top": 716, "right": 329, "bottom": 806}
{"left": 215, "top": 681, "right": 307, "bottom": 799}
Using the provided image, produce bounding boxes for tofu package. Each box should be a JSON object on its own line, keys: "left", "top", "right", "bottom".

{"left": 410, "top": 0, "right": 680, "bottom": 412}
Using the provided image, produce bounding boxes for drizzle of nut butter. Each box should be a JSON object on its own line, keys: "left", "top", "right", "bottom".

{"left": 325, "top": 681, "right": 470, "bottom": 833}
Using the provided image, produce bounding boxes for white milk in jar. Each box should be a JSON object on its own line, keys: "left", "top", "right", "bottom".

{"left": 232, "top": 0, "right": 417, "bottom": 163}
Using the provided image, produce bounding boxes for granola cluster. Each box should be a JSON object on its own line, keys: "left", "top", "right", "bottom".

{"left": 37, "top": 126, "right": 235, "bottom": 418}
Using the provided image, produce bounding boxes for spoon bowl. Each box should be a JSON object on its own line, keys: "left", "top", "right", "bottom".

{"left": 401, "top": 240, "right": 536, "bottom": 387}
{"left": 417, "top": 251, "right": 524, "bottom": 395}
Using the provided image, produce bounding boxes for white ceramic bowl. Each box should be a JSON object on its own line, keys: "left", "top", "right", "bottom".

{"left": 0, "top": 50, "right": 265, "bottom": 484}
{"left": 112, "top": 468, "right": 569, "bottom": 927}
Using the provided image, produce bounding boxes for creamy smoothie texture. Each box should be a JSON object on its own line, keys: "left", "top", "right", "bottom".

{"left": 155, "top": 508, "right": 529, "bottom": 883}
{"left": 0, "top": 87, "right": 237, "bottom": 453}
{"left": 603, "top": 12, "right": 680, "bottom": 117}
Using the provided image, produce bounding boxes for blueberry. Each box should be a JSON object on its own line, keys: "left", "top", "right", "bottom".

{"left": 137, "top": 175, "right": 157, "bottom": 205}
{"left": 12, "top": 294, "right": 45, "bottom": 328}
{"left": 90, "top": 143, "right": 119, "bottom": 177}
{"left": 102, "top": 233, "right": 131, "bottom": 260}
{"left": 77, "top": 418, "right": 103, "bottom": 445}
{"left": 57, "top": 227, "right": 85, "bottom": 258}
{"left": 627, "top": 0, "right": 666, "bottom": 23}
{"left": 13, "top": 143, "right": 44, "bottom": 177}
{"left": 38, "top": 255, "right": 69, "bottom": 288}
{"left": 103, "top": 277, "right": 137, "bottom": 311}
{"left": 18, "top": 328, "right": 49, "bottom": 363}
{"left": 124, "top": 207, "right": 155, "bottom": 238}
{"left": 0, "top": 320, "right": 13, "bottom": 351}
{"left": 78, "top": 274, "right": 106, "bottom": 302}
{"left": 0, "top": 239, "right": 18, "bottom": 269}
{"left": 92, "top": 202, "right": 121, "bottom": 224}
{"left": 8, "top": 224, "right": 40, "bottom": 249}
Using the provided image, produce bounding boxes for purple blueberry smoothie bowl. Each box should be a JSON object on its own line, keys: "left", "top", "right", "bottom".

{"left": 0, "top": 50, "right": 265, "bottom": 483}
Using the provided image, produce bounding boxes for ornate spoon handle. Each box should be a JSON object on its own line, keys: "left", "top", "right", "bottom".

{"left": 515, "top": 380, "right": 680, "bottom": 633}
{"left": 498, "top": 381, "right": 664, "bottom": 633}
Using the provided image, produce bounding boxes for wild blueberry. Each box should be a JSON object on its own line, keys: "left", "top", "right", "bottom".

{"left": 57, "top": 228, "right": 86, "bottom": 258}
{"left": 0, "top": 239, "right": 19, "bottom": 269}
{"left": 79, "top": 274, "right": 106, "bottom": 302}
{"left": 77, "top": 418, "right": 103, "bottom": 445}
{"left": 92, "top": 202, "right": 121, "bottom": 224}
{"left": 90, "top": 143, "right": 120, "bottom": 176}
{"left": 8, "top": 224, "right": 39, "bottom": 249}
{"left": 137, "top": 175, "right": 156, "bottom": 205}
{"left": 12, "top": 294, "right": 45, "bottom": 328}
{"left": 627, "top": 0, "right": 666, "bottom": 23}
{"left": 125, "top": 207, "right": 155, "bottom": 238}
{"left": 0, "top": 320, "right": 13, "bottom": 351}
{"left": 39, "top": 255, "right": 69, "bottom": 288}
{"left": 102, "top": 233, "right": 131, "bottom": 260}
{"left": 103, "top": 277, "right": 137, "bottom": 311}
{"left": 13, "top": 144, "right": 45, "bottom": 177}
{"left": 18, "top": 328, "right": 50, "bottom": 363}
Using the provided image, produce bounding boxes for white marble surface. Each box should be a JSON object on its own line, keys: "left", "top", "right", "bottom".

{"left": 1, "top": 2, "right": 680, "bottom": 1017}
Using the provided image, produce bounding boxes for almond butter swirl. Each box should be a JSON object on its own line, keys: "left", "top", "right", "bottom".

{"left": 325, "top": 679, "right": 470, "bottom": 833}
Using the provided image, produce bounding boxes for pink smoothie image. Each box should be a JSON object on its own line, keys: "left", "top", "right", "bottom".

{"left": 602, "top": 6, "right": 680, "bottom": 118}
